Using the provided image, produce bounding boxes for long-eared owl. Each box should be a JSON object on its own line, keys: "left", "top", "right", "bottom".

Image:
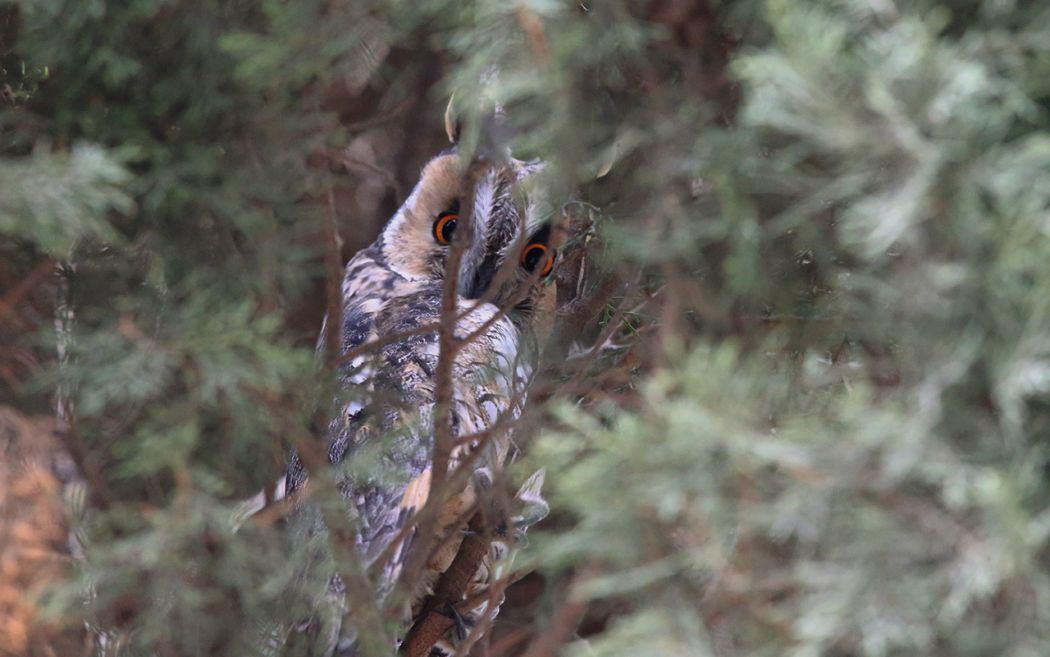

{"left": 283, "top": 122, "right": 557, "bottom": 656}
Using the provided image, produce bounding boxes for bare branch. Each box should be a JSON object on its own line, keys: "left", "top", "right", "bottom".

{"left": 265, "top": 393, "right": 395, "bottom": 657}
{"left": 399, "top": 513, "right": 492, "bottom": 657}
{"left": 324, "top": 186, "right": 346, "bottom": 368}
{"left": 516, "top": 570, "right": 596, "bottom": 657}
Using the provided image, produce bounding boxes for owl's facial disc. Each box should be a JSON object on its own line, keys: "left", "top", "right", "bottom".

{"left": 380, "top": 153, "right": 463, "bottom": 281}
{"left": 378, "top": 149, "right": 550, "bottom": 309}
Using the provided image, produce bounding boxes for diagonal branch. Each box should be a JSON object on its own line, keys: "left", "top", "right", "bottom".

{"left": 323, "top": 186, "right": 345, "bottom": 368}
{"left": 399, "top": 513, "right": 492, "bottom": 657}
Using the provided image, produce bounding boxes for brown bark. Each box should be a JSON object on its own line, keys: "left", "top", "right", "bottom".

{"left": 400, "top": 513, "right": 492, "bottom": 657}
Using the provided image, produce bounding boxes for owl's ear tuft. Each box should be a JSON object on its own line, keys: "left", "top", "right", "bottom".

{"left": 444, "top": 93, "right": 460, "bottom": 144}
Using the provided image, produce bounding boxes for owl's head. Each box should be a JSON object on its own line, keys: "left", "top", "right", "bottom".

{"left": 378, "top": 148, "right": 559, "bottom": 328}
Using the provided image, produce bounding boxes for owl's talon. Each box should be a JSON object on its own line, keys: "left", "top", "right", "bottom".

{"left": 439, "top": 603, "right": 471, "bottom": 641}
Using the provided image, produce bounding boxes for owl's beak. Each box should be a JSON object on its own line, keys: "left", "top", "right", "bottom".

{"left": 461, "top": 253, "right": 499, "bottom": 300}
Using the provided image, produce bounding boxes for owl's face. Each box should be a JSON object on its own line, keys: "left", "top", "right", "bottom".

{"left": 378, "top": 152, "right": 463, "bottom": 283}
{"left": 379, "top": 150, "right": 557, "bottom": 324}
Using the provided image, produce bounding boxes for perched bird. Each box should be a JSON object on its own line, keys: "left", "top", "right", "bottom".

{"left": 282, "top": 124, "right": 557, "bottom": 656}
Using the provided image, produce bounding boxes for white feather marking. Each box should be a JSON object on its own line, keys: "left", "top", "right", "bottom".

{"left": 355, "top": 297, "right": 384, "bottom": 315}
{"left": 473, "top": 171, "right": 497, "bottom": 239}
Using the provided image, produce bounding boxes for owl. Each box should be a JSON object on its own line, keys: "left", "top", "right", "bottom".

{"left": 281, "top": 130, "right": 557, "bottom": 657}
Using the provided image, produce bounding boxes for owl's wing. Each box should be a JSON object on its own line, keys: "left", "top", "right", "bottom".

{"left": 282, "top": 252, "right": 424, "bottom": 656}
{"left": 285, "top": 247, "right": 394, "bottom": 497}
{"left": 285, "top": 287, "right": 448, "bottom": 657}
{"left": 348, "top": 291, "right": 444, "bottom": 592}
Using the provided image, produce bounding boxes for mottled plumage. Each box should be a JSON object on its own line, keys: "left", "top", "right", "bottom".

{"left": 283, "top": 144, "right": 555, "bottom": 656}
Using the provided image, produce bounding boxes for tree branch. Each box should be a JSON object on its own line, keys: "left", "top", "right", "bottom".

{"left": 399, "top": 513, "right": 492, "bottom": 657}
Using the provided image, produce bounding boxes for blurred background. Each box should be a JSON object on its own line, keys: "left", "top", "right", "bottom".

{"left": 5, "top": 1, "right": 1050, "bottom": 655}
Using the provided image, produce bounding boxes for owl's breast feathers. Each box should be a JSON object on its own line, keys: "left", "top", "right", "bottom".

{"left": 349, "top": 291, "right": 528, "bottom": 581}
{"left": 310, "top": 251, "right": 525, "bottom": 549}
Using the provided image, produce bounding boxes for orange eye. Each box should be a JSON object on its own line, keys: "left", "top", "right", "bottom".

{"left": 432, "top": 212, "right": 458, "bottom": 245}
{"left": 521, "top": 242, "right": 555, "bottom": 277}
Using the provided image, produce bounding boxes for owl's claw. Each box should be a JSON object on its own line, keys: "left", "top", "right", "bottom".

{"left": 440, "top": 603, "right": 471, "bottom": 641}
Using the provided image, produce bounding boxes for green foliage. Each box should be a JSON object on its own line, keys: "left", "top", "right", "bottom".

{"left": 524, "top": 2, "right": 1050, "bottom": 656}
{"left": 6, "top": 0, "right": 1050, "bottom": 655}
{"left": 0, "top": 144, "right": 132, "bottom": 253}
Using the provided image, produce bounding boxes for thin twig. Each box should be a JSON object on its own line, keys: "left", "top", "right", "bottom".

{"left": 271, "top": 181, "right": 391, "bottom": 655}
{"left": 449, "top": 563, "right": 508, "bottom": 657}
{"left": 265, "top": 393, "right": 394, "bottom": 657}
{"left": 373, "top": 369, "right": 534, "bottom": 595}
{"left": 324, "top": 185, "right": 345, "bottom": 367}
{"left": 54, "top": 423, "right": 113, "bottom": 511}
{"left": 50, "top": 261, "right": 115, "bottom": 510}
{"left": 0, "top": 256, "right": 54, "bottom": 330}
{"left": 516, "top": 570, "right": 596, "bottom": 657}
{"left": 483, "top": 626, "right": 532, "bottom": 657}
